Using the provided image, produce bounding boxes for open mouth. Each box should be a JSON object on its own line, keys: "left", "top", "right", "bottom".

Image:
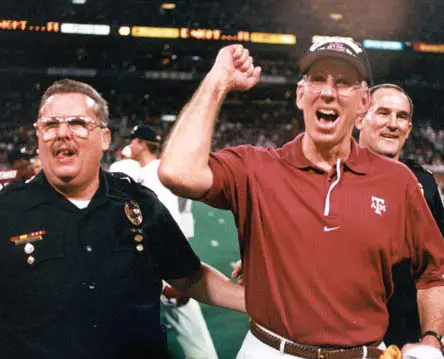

{"left": 380, "top": 133, "right": 399, "bottom": 140}
{"left": 316, "top": 109, "right": 339, "bottom": 125}
{"left": 54, "top": 148, "right": 76, "bottom": 159}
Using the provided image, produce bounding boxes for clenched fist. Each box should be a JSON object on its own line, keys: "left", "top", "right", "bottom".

{"left": 209, "top": 44, "right": 261, "bottom": 94}
{"left": 161, "top": 284, "right": 190, "bottom": 307}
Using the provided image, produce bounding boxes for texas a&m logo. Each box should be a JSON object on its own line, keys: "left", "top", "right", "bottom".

{"left": 371, "top": 196, "right": 386, "bottom": 215}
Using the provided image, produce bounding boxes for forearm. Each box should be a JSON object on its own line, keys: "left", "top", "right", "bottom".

{"left": 159, "top": 72, "right": 227, "bottom": 198}
{"left": 168, "top": 263, "right": 246, "bottom": 313}
{"left": 417, "top": 286, "right": 444, "bottom": 347}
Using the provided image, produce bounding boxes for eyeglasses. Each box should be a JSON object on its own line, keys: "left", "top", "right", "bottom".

{"left": 303, "top": 75, "right": 368, "bottom": 97}
{"left": 34, "top": 116, "right": 106, "bottom": 141}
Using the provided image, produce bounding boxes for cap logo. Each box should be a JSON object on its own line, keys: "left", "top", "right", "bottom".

{"left": 310, "top": 37, "right": 362, "bottom": 55}
{"left": 326, "top": 42, "right": 346, "bottom": 53}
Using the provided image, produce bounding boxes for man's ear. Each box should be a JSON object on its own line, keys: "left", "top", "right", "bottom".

{"left": 357, "top": 90, "right": 371, "bottom": 119}
{"left": 405, "top": 121, "right": 413, "bottom": 140}
{"left": 101, "top": 128, "right": 111, "bottom": 151}
{"left": 296, "top": 83, "right": 305, "bottom": 110}
{"left": 355, "top": 113, "right": 365, "bottom": 131}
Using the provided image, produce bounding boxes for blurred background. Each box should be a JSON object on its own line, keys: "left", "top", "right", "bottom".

{"left": 0, "top": 0, "right": 444, "bottom": 185}
{"left": 0, "top": 1, "right": 444, "bottom": 357}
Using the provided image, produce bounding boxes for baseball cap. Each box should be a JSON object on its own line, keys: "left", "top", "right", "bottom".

{"left": 299, "top": 37, "right": 372, "bottom": 83}
{"left": 128, "top": 124, "right": 161, "bottom": 143}
{"left": 9, "top": 147, "right": 37, "bottom": 162}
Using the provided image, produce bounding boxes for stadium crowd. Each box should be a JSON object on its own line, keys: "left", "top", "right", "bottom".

{"left": 0, "top": 40, "right": 444, "bottom": 191}
{"left": 0, "top": 95, "right": 443, "bottom": 176}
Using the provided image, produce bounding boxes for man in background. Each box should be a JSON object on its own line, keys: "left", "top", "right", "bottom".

{"left": 0, "top": 148, "right": 37, "bottom": 190}
{"left": 108, "top": 144, "right": 141, "bottom": 182}
{"left": 357, "top": 83, "right": 444, "bottom": 233}
{"left": 356, "top": 83, "right": 444, "bottom": 348}
{"left": 111, "top": 124, "right": 219, "bottom": 359}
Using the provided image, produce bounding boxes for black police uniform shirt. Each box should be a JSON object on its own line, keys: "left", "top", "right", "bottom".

{"left": 402, "top": 159, "right": 444, "bottom": 235}
{"left": 0, "top": 170, "right": 201, "bottom": 359}
{"left": 385, "top": 159, "right": 444, "bottom": 347}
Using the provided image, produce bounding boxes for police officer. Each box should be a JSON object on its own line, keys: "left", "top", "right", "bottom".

{"left": 0, "top": 79, "right": 245, "bottom": 359}
{"left": 356, "top": 83, "right": 444, "bottom": 347}
{"left": 401, "top": 158, "right": 444, "bottom": 235}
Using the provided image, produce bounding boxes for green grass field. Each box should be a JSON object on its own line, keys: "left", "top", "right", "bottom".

{"left": 166, "top": 202, "right": 250, "bottom": 359}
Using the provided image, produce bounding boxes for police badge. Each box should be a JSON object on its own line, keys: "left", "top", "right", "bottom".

{"left": 124, "top": 201, "right": 143, "bottom": 226}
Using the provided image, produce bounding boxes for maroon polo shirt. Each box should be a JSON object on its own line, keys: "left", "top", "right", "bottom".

{"left": 202, "top": 133, "right": 444, "bottom": 346}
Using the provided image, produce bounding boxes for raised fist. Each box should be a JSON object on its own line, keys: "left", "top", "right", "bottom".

{"left": 209, "top": 44, "right": 261, "bottom": 94}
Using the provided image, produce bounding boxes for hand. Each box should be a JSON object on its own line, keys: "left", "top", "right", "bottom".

{"left": 209, "top": 44, "right": 261, "bottom": 94}
{"left": 231, "top": 259, "right": 244, "bottom": 286}
{"left": 161, "top": 284, "right": 190, "bottom": 307}
{"left": 401, "top": 339, "right": 444, "bottom": 359}
{"left": 403, "top": 335, "right": 442, "bottom": 352}
{"left": 379, "top": 345, "right": 401, "bottom": 359}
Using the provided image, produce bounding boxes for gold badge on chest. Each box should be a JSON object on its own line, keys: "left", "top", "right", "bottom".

{"left": 124, "top": 201, "right": 143, "bottom": 226}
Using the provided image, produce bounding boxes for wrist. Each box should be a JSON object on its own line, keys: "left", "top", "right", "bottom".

{"left": 421, "top": 331, "right": 443, "bottom": 350}
{"left": 205, "top": 70, "right": 231, "bottom": 100}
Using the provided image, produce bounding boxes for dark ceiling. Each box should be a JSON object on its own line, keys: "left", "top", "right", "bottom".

{"left": 1, "top": 0, "right": 443, "bottom": 42}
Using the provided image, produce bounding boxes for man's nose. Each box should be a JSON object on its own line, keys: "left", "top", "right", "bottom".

{"left": 320, "top": 78, "right": 336, "bottom": 99}
{"left": 55, "top": 122, "right": 73, "bottom": 138}
{"left": 386, "top": 113, "right": 399, "bottom": 129}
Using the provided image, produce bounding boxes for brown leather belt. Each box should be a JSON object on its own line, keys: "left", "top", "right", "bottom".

{"left": 250, "top": 321, "right": 384, "bottom": 359}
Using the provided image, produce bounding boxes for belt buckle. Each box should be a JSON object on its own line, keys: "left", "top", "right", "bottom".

{"left": 316, "top": 348, "right": 325, "bottom": 359}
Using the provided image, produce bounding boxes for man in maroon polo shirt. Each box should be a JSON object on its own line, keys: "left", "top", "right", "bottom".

{"left": 159, "top": 38, "right": 444, "bottom": 359}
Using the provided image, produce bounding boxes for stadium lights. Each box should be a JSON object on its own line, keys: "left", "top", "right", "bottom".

{"left": 161, "top": 114, "right": 177, "bottom": 122}
{"left": 61, "top": 23, "right": 110, "bottom": 35}
{"left": 363, "top": 39, "right": 403, "bottom": 51}
{"left": 72, "top": 0, "right": 86, "bottom": 4}
{"left": 161, "top": 3, "right": 176, "bottom": 10}
{"left": 413, "top": 42, "right": 444, "bottom": 53}
{"left": 118, "top": 26, "right": 131, "bottom": 36}
{"left": 329, "top": 13, "right": 343, "bottom": 21}
{"left": 312, "top": 35, "right": 354, "bottom": 44}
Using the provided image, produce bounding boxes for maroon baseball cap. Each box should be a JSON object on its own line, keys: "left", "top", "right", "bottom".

{"left": 300, "top": 37, "right": 372, "bottom": 83}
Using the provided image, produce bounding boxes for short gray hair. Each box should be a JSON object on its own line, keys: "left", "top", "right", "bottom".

{"left": 38, "top": 78, "right": 109, "bottom": 126}
{"left": 370, "top": 83, "right": 414, "bottom": 121}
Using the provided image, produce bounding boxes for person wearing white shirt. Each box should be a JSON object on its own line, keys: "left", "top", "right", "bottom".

{"left": 116, "top": 124, "right": 218, "bottom": 359}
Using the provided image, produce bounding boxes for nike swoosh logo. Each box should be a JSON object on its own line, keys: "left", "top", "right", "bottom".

{"left": 324, "top": 226, "right": 340, "bottom": 232}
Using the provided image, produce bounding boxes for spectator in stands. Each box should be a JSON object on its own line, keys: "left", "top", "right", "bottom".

{"left": 111, "top": 124, "right": 219, "bottom": 359}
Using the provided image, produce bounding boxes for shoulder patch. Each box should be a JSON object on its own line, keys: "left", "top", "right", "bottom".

{"left": 105, "top": 171, "right": 157, "bottom": 201}
{"left": 109, "top": 171, "right": 133, "bottom": 182}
